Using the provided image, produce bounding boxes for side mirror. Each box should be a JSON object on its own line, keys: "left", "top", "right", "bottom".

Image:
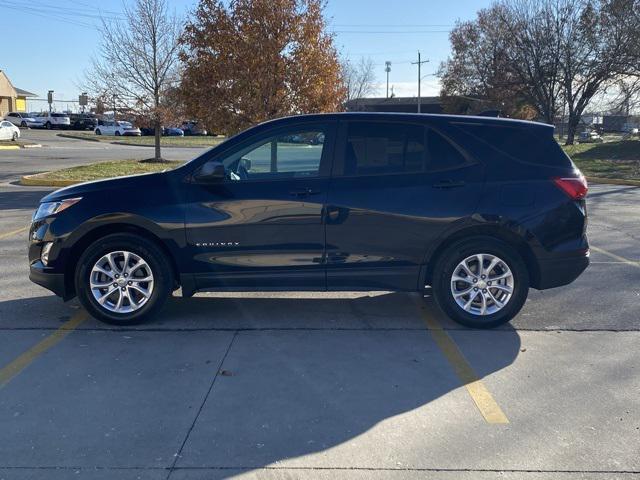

{"left": 194, "top": 160, "right": 225, "bottom": 183}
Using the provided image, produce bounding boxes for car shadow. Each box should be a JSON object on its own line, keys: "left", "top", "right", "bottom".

{"left": 0, "top": 292, "right": 521, "bottom": 472}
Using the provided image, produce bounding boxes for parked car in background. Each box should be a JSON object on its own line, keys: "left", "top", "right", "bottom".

{"left": 68, "top": 113, "right": 98, "bottom": 131}
{"left": 181, "top": 121, "right": 208, "bottom": 136}
{"left": 577, "top": 131, "right": 603, "bottom": 143}
{"left": 3, "top": 112, "right": 44, "bottom": 128}
{"left": 0, "top": 120, "right": 20, "bottom": 141}
{"left": 28, "top": 113, "right": 589, "bottom": 328}
{"left": 95, "top": 120, "right": 141, "bottom": 136}
{"left": 35, "top": 112, "right": 71, "bottom": 130}
{"left": 140, "top": 127, "right": 158, "bottom": 136}
{"left": 164, "top": 127, "right": 184, "bottom": 136}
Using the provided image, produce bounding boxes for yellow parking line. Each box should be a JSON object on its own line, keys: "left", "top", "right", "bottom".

{"left": 0, "top": 226, "right": 28, "bottom": 241}
{"left": 415, "top": 298, "right": 509, "bottom": 424}
{"left": 0, "top": 310, "right": 88, "bottom": 389}
{"left": 590, "top": 246, "right": 640, "bottom": 269}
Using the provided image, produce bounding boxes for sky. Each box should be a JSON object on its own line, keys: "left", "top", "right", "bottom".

{"left": 0, "top": 0, "right": 493, "bottom": 112}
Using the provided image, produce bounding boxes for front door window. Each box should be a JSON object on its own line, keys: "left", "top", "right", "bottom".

{"left": 223, "top": 129, "right": 326, "bottom": 181}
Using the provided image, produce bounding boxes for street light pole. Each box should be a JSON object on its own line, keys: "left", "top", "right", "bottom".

{"left": 411, "top": 51, "right": 429, "bottom": 113}
{"left": 385, "top": 61, "right": 392, "bottom": 99}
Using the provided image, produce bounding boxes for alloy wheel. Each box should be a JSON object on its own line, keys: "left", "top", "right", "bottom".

{"left": 90, "top": 250, "right": 154, "bottom": 313}
{"left": 450, "top": 253, "right": 514, "bottom": 316}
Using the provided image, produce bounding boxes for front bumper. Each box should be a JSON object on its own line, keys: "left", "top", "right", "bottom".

{"left": 29, "top": 261, "right": 70, "bottom": 299}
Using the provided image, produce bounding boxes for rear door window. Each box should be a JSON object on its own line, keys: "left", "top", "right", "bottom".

{"left": 425, "top": 128, "right": 468, "bottom": 171}
{"left": 344, "top": 122, "right": 426, "bottom": 175}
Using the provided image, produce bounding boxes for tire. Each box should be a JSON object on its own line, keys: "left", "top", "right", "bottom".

{"left": 11, "top": 132, "right": 18, "bottom": 141}
{"left": 74, "top": 233, "right": 173, "bottom": 325}
{"left": 95, "top": 129, "right": 101, "bottom": 135}
{"left": 115, "top": 131, "right": 121, "bottom": 136}
{"left": 431, "top": 236, "right": 529, "bottom": 329}
{"left": 20, "top": 121, "right": 27, "bottom": 127}
{"left": 45, "top": 121, "right": 51, "bottom": 129}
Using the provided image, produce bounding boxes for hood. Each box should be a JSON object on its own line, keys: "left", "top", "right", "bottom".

{"left": 40, "top": 170, "right": 169, "bottom": 203}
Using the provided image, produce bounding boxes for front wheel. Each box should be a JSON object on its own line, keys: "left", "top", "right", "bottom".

{"left": 75, "top": 234, "right": 172, "bottom": 325}
{"left": 20, "top": 121, "right": 27, "bottom": 127}
{"left": 11, "top": 132, "right": 18, "bottom": 141}
{"left": 115, "top": 131, "right": 121, "bottom": 136}
{"left": 45, "top": 122, "right": 51, "bottom": 129}
{"left": 95, "top": 129, "right": 101, "bottom": 135}
{"left": 431, "top": 237, "right": 529, "bottom": 329}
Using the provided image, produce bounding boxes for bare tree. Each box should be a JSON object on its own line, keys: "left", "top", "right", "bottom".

{"left": 343, "top": 57, "right": 377, "bottom": 106}
{"left": 440, "top": 0, "right": 640, "bottom": 144}
{"left": 555, "top": 0, "right": 639, "bottom": 143}
{"left": 86, "top": 0, "right": 181, "bottom": 162}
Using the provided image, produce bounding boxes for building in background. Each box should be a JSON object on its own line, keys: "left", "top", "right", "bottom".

{"left": 0, "top": 70, "right": 37, "bottom": 116}
{"left": 345, "top": 96, "right": 445, "bottom": 114}
{"left": 344, "top": 96, "right": 493, "bottom": 115}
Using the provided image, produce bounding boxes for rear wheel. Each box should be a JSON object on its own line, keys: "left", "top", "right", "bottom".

{"left": 75, "top": 234, "right": 172, "bottom": 325}
{"left": 45, "top": 121, "right": 51, "bottom": 129}
{"left": 95, "top": 129, "right": 101, "bottom": 135}
{"left": 115, "top": 131, "right": 121, "bottom": 136}
{"left": 20, "top": 121, "right": 27, "bottom": 127}
{"left": 431, "top": 237, "right": 529, "bottom": 328}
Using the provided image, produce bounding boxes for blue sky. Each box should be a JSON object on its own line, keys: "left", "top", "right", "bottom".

{"left": 0, "top": 0, "right": 492, "bottom": 111}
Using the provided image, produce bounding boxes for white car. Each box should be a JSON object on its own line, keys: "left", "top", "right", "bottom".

{"left": 577, "top": 131, "right": 603, "bottom": 143}
{"left": 3, "top": 112, "right": 44, "bottom": 128}
{"left": 34, "top": 112, "right": 71, "bottom": 129}
{"left": 95, "top": 120, "right": 141, "bottom": 136}
{"left": 0, "top": 121, "right": 21, "bottom": 141}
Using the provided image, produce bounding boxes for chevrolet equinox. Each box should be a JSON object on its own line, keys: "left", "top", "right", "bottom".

{"left": 29, "top": 113, "right": 589, "bottom": 328}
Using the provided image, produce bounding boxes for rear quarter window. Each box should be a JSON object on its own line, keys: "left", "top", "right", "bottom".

{"left": 458, "top": 124, "right": 571, "bottom": 168}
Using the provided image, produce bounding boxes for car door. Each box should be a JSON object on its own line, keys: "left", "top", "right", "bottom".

{"left": 183, "top": 120, "right": 336, "bottom": 291}
{"left": 325, "top": 119, "right": 485, "bottom": 291}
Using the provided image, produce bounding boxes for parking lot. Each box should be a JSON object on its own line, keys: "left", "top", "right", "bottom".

{"left": 0, "top": 137, "right": 639, "bottom": 479}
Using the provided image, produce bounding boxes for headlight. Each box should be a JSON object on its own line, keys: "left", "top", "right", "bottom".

{"left": 33, "top": 197, "right": 82, "bottom": 221}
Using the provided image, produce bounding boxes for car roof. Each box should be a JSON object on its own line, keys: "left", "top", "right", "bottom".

{"left": 262, "top": 112, "right": 553, "bottom": 130}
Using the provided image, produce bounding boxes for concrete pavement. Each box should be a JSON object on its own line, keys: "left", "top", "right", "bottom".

{"left": 0, "top": 183, "right": 638, "bottom": 479}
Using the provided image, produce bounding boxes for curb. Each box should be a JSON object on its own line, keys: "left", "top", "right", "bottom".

{"left": 20, "top": 174, "right": 79, "bottom": 187}
{"left": 586, "top": 176, "right": 640, "bottom": 187}
{"left": 56, "top": 133, "right": 215, "bottom": 148}
{"left": 111, "top": 141, "right": 214, "bottom": 148}
{"left": 0, "top": 144, "right": 43, "bottom": 149}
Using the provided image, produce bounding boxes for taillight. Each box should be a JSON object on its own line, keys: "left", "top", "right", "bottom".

{"left": 553, "top": 175, "right": 588, "bottom": 200}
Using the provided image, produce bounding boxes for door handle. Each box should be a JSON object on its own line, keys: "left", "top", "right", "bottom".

{"left": 289, "top": 188, "right": 321, "bottom": 197}
{"left": 432, "top": 180, "right": 465, "bottom": 189}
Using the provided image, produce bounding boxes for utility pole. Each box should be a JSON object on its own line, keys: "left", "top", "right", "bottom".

{"left": 411, "top": 51, "right": 429, "bottom": 113}
{"left": 385, "top": 61, "right": 392, "bottom": 99}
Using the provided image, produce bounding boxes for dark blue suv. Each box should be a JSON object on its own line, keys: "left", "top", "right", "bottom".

{"left": 29, "top": 113, "right": 589, "bottom": 328}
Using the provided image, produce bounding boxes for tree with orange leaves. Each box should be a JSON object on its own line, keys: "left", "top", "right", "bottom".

{"left": 180, "top": 0, "right": 346, "bottom": 135}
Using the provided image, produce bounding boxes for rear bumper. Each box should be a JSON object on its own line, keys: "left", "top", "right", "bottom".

{"left": 535, "top": 251, "right": 590, "bottom": 290}
{"left": 29, "top": 261, "right": 71, "bottom": 299}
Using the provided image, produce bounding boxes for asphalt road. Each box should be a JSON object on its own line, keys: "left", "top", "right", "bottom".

{"left": 0, "top": 146, "right": 638, "bottom": 478}
{"left": 0, "top": 129, "right": 206, "bottom": 183}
